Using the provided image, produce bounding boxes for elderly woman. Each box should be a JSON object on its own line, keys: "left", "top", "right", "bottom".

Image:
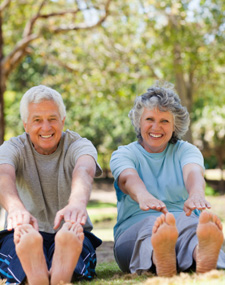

{"left": 110, "top": 82, "right": 225, "bottom": 277}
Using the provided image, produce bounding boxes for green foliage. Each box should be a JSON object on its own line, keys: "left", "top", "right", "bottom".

{"left": 205, "top": 184, "right": 218, "bottom": 196}
{"left": 3, "top": 0, "right": 225, "bottom": 172}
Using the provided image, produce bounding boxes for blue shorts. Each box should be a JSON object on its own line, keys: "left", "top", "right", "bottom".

{"left": 0, "top": 229, "right": 102, "bottom": 284}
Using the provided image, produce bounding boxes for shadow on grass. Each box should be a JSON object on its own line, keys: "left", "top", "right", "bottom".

{"left": 77, "top": 261, "right": 152, "bottom": 284}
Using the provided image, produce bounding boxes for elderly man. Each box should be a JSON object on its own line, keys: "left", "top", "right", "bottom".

{"left": 0, "top": 85, "right": 102, "bottom": 285}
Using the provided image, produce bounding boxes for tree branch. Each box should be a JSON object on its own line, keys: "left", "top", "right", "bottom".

{"left": 2, "top": 0, "right": 112, "bottom": 78}
{"left": 2, "top": 34, "right": 38, "bottom": 78}
{"left": 0, "top": 0, "right": 11, "bottom": 13}
{"left": 23, "top": 0, "right": 47, "bottom": 37}
{"left": 51, "top": 0, "right": 112, "bottom": 33}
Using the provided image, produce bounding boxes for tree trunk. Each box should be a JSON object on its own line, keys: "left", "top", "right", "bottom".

{"left": 173, "top": 44, "right": 193, "bottom": 143}
{"left": 216, "top": 147, "right": 225, "bottom": 194}
{"left": 0, "top": 12, "right": 5, "bottom": 145}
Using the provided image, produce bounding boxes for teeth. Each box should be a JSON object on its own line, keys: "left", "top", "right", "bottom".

{"left": 41, "top": 135, "right": 52, "bottom": 138}
{"left": 150, "top": 133, "right": 162, "bottom": 138}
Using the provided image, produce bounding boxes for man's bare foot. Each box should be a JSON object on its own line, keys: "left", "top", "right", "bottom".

{"left": 50, "top": 222, "right": 84, "bottom": 285}
{"left": 14, "top": 225, "right": 49, "bottom": 285}
{"left": 195, "top": 211, "right": 224, "bottom": 273}
{"left": 151, "top": 213, "right": 178, "bottom": 277}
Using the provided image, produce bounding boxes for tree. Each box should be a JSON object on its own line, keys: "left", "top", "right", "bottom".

{"left": 192, "top": 105, "right": 225, "bottom": 193}
{"left": 0, "top": 0, "right": 112, "bottom": 144}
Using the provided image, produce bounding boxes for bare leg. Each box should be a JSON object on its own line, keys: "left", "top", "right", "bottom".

{"left": 151, "top": 213, "right": 178, "bottom": 277}
{"left": 50, "top": 222, "right": 84, "bottom": 285}
{"left": 194, "top": 211, "right": 224, "bottom": 273}
{"left": 14, "top": 225, "right": 49, "bottom": 285}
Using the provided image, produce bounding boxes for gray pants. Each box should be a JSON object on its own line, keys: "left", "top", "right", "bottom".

{"left": 114, "top": 212, "right": 225, "bottom": 274}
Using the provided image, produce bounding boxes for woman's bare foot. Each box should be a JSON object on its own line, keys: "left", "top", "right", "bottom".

{"left": 195, "top": 211, "right": 224, "bottom": 273}
{"left": 14, "top": 224, "right": 49, "bottom": 285}
{"left": 50, "top": 222, "right": 84, "bottom": 285}
{"left": 151, "top": 213, "right": 178, "bottom": 277}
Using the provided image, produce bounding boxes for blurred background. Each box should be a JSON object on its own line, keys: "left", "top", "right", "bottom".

{"left": 0, "top": 0, "right": 225, "bottom": 237}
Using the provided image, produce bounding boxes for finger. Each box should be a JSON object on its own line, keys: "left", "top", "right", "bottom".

{"left": 70, "top": 211, "right": 78, "bottom": 224}
{"left": 183, "top": 204, "right": 192, "bottom": 216}
{"left": 75, "top": 211, "right": 83, "bottom": 224}
{"left": 78, "top": 213, "right": 87, "bottom": 225}
{"left": 54, "top": 213, "right": 64, "bottom": 230}
{"left": 186, "top": 201, "right": 196, "bottom": 210}
{"left": 161, "top": 207, "right": 169, "bottom": 215}
{"left": 64, "top": 211, "right": 72, "bottom": 222}
{"left": 11, "top": 216, "right": 19, "bottom": 230}
{"left": 16, "top": 212, "right": 23, "bottom": 226}
{"left": 22, "top": 212, "right": 31, "bottom": 225}
{"left": 30, "top": 217, "right": 39, "bottom": 231}
{"left": 7, "top": 217, "right": 13, "bottom": 231}
{"left": 185, "top": 209, "right": 192, "bottom": 216}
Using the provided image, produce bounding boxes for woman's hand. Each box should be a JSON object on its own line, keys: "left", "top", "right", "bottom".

{"left": 183, "top": 163, "right": 211, "bottom": 216}
{"left": 183, "top": 194, "right": 211, "bottom": 216}
{"left": 138, "top": 193, "right": 168, "bottom": 214}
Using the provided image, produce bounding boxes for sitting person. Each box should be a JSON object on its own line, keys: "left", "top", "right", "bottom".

{"left": 110, "top": 81, "right": 225, "bottom": 277}
{"left": 0, "top": 85, "right": 102, "bottom": 285}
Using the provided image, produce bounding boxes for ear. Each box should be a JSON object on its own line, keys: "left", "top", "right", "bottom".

{"left": 23, "top": 121, "right": 27, "bottom": 132}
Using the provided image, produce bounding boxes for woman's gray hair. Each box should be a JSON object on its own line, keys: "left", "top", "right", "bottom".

{"left": 20, "top": 85, "right": 66, "bottom": 123}
{"left": 128, "top": 81, "right": 190, "bottom": 143}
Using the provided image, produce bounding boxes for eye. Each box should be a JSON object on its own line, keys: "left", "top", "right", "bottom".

{"left": 146, "top": 117, "right": 154, "bottom": 121}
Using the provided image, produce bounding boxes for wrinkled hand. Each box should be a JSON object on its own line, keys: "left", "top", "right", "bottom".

{"left": 183, "top": 194, "right": 211, "bottom": 216}
{"left": 138, "top": 195, "right": 168, "bottom": 215}
{"left": 54, "top": 203, "right": 88, "bottom": 230}
{"left": 7, "top": 209, "right": 38, "bottom": 231}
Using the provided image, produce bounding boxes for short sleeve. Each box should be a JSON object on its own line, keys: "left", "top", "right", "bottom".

{"left": 0, "top": 139, "right": 22, "bottom": 169}
{"left": 66, "top": 136, "right": 102, "bottom": 177}
{"left": 110, "top": 144, "right": 137, "bottom": 181}
{"left": 178, "top": 142, "right": 204, "bottom": 170}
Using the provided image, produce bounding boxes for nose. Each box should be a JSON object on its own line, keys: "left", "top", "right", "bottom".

{"left": 151, "top": 121, "right": 160, "bottom": 130}
{"left": 41, "top": 119, "right": 51, "bottom": 131}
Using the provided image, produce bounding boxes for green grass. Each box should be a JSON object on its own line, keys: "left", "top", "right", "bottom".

{"left": 87, "top": 201, "right": 117, "bottom": 209}
{"left": 77, "top": 262, "right": 151, "bottom": 284}
{"left": 76, "top": 262, "right": 225, "bottom": 285}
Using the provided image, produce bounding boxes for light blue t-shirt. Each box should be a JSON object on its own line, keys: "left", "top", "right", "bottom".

{"left": 110, "top": 140, "right": 204, "bottom": 240}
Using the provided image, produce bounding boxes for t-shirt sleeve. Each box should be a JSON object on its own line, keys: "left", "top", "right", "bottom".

{"left": 0, "top": 140, "right": 20, "bottom": 169}
{"left": 178, "top": 142, "right": 204, "bottom": 170}
{"left": 110, "top": 145, "right": 137, "bottom": 181}
{"left": 68, "top": 137, "right": 102, "bottom": 177}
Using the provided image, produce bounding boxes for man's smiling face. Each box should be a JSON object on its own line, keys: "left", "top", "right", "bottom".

{"left": 23, "top": 100, "right": 65, "bottom": 155}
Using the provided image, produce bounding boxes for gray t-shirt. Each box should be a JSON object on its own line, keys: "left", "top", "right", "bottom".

{"left": 0, "top": 129, "right": 102, "bottom": 233}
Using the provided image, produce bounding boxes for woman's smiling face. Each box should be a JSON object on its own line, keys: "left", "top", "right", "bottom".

{"left": 139, "top": 107, "right": 175, "bottom": 153}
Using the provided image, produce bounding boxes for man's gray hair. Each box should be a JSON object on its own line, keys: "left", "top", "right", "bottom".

{"left": 128, "top": 81, "right": 190, "bottom": 143}
{"left": 20, "top": 85, "right": 66, "bottom": 123}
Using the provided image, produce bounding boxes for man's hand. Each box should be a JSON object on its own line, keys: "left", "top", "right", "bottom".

{"left": 7, "top": 209, "right": 39, "bottom": 231}
{"left": 54, "top": 203, "right": 88, "bottom": 230}
{"left": 183, "top": 194, "right": 211, "bottom": 216}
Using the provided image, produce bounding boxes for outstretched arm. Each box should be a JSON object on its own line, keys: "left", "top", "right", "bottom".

{"left": 183, "top": 163, "right": 211, "bottom": 216}
{"left": 0, "top": 164, "right": 38, "bottom": 230}
{"left": 118, "top": 168, "right": 168, "bottom": 214}
{"left": 54, "top": 155, "right": 96, "bottom": 229}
